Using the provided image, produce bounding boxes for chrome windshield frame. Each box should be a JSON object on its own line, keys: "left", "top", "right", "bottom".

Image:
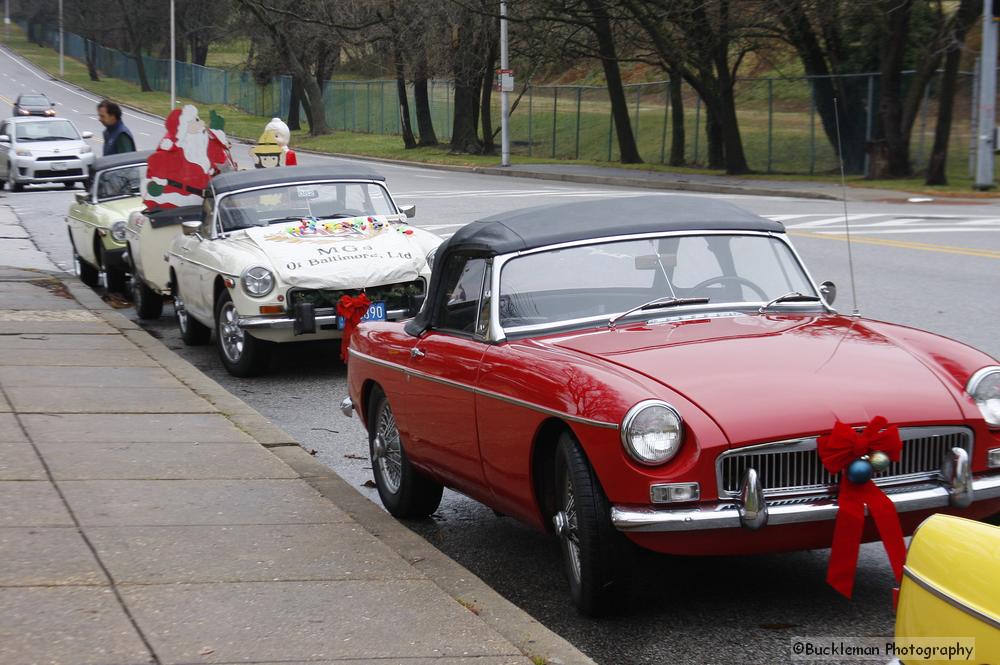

{"left": 211, "top": 178, "right": 402, "bottom": 239}
{"left": 488, "top": 230, "right": 833, "bottom": 343}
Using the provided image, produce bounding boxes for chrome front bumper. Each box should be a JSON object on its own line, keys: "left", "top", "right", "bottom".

{"left": 612, "top": 448, "right": 1000, "bottom": 533}
{"left": 238, "top": 306, "right": 409, "bottom": 331}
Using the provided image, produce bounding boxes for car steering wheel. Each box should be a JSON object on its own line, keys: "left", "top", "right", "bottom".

{"left": 688, "top": 275, "right": 769, "bottom": 301}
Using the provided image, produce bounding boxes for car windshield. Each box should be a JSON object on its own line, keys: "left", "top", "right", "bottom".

{"left": 15, "top": 120, "right": 78, "bottom": 142}
{"left": 18, "top": 96, "right": 49, "bottom": 106}
{"left": 97, "top": 165, "right": 145, "bottom": 201}
{"left": 498, "top": 234, "right": 818, "bottom": 331}
{"left": 217, "top": 181, "right": 396, "bottom": 232}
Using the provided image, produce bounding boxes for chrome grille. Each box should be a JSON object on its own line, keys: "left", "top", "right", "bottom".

{"left": 717, "top": 426, "right": 973, "bottom": 498}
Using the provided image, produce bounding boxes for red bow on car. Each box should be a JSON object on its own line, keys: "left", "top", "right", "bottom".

{"left": 817, "top": 416, "right": 905, "bottom": 599}
{"left": 336, "top": 293, "right": 371, "bottom": 363}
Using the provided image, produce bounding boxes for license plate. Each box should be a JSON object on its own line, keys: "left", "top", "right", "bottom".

{"left": 337, "top": 301, "right": 386, "bottom": 329}
{"left": 51, "top": 162, "right": 68, "bottom": 171}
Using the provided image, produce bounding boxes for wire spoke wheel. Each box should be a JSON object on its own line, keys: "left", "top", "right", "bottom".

{"left": 375, "top": 403, "right": 403, "bottom": 494}
{"left": 218, "top": 301, "right": 244, "bottom": 363}
{"left": 559, "top": 473, "right": 582, "bottom": 585}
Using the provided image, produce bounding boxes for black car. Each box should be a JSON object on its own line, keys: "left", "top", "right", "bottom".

{"left": 13, "top": 93, "right": 56, "bottom": 117}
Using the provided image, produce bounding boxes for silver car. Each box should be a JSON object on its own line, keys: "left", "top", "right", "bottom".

{"left": 0, "top": 116, "right": 95, "bottom": 191}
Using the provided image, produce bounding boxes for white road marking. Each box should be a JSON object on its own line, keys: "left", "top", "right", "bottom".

{"left": 815, "top": 227, "right": 1000, "bottom": 235}
{"left": 787, "top": 213, "right": 885, "bottom": 228}
{"left": 413, "top": 174, "right": 443, "bottom": 179}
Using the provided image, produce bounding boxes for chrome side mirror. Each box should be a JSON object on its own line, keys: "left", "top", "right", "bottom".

{"left": 820, "top": 281, "right": 837, "bottom": 306}
{"left": 81, "top": 131, "right": 93, "bottom": 139}
{"left": 0, "top": 135, "right": 9, "bottom": 143}
{"left": 181, "top": 220, "right": 203, "bottom": 239}
{"left": 74, "top": 192, "right": 88, "bottom": 205}
{"left": 399, "top": 204, "right": 416, "bottom": 218}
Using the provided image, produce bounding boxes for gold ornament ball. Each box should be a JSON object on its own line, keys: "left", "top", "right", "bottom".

{"left": 869, "top": 451, "right": 891, "bottom": 472}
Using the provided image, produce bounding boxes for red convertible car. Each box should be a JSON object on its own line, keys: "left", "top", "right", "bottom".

{"left": 342, "top": 196, "right": 1000, "bottom": 614}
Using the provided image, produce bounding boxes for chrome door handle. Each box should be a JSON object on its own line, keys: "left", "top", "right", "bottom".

{"left": 410, "top": 347, "right": 425, "bottom": 359}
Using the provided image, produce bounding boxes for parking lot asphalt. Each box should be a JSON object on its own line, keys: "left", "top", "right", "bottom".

{"left": 0, "top": 204, "right": 593, "bottom": 665}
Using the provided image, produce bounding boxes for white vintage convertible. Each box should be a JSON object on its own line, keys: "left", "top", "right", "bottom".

{"left": 162, "top": 165, "right": 441, "bottom": 376}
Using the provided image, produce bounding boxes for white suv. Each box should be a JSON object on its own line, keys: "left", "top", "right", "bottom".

{"left": 0, "top": 116, "right": 95, "bottom": 191}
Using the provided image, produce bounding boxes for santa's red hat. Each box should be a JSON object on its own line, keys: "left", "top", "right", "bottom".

{"left": 158, "top": 105, "right": 199, "bottom": 151}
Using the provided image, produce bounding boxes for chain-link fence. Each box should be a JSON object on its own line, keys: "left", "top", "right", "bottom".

{"left": 29, "top": 22, "right": 980, "bottom": 176}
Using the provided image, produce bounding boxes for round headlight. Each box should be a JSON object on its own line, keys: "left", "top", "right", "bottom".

{"left": 621, "top": 400, "right": 684, "bottom": 465}
{"left": 241, "top": 266, "right": 275, "bottom": 297}
{"left": 968, "top": 367, "right": 1000, "bottom": 427}
{"left": 110, "top": 221, "right": 127, "bottom": 242}
{"left": 425, "top": 246, "right": 438, "bottom": 271}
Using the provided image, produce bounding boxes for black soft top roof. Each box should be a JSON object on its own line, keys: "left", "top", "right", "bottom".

{"left": 447, "top": 195, "right": 784, "bottom": 256}
{"left": 92, "top": 150, "right": 153, "bottom": 173}
{"left": 211, "top": 164, "right": 386, "bottom": 196}
{"left": 405, "top": 195, "right": 784, "bottom": 336}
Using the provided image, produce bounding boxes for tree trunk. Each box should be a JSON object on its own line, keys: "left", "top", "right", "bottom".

{"left": 413, "top": 78, "right": 437, "bottom": 146}
{"left": 85, "top": 40, "right": 100, "bottom": 82}
{"left": 191, "top": 40, "right": 209, "bottom": 67}
{"left": 395, "top": 45, "right": 416, "bottom": 149}
{"left": 705, "top": 105, "right": 725, "bottom": 169}
{"left": 668, "top": 74, "right": 685, "bottom": 166}
{"left": 715, "top": 76, "right": 749, "bottom": 174}
{"left": 925, "top": 0, "right": 979, "bottom": 185}
{"left": 875, "top": 0, "right": 914, "bottom": 178}
{"left": 133, "top": 49, "right": 153, "bottom": 92}
{"left": 288, "top": 77, "right": 302, "bottom": 131}
{"left": 480, "top": 46, "right": 497, "bottom": 155}
{"left": 584, "top": 0, "right": 642, "bottom": 163}
{"left": 301, "top": 75, "right": 329, "bottom": 136}
{"left": 451, "top": 78, "right": 481, "bottom": 153}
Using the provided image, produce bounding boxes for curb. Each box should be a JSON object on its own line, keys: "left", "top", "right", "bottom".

{"left": 53, "top": 271, "right": 595, "bottom": 665}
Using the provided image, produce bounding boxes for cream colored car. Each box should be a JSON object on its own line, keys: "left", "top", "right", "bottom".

{"left": 165, "top": 165, "right": 440, "bottom": 376}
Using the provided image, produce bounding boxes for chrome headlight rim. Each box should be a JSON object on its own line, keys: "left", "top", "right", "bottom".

{"left": 240, "top": 265, "right": 275, "bottom": 298}
{"left": 110, "top": 221, "right": 127, "bottom": 243}
{"left": 620, "top": 399, "right": 684, "bottom": 466}
{"left": 967, "top": 366, "right": 1000, "bottom": 427}
{"left": 425, "top": 246, "right": 438, "bottom": 271}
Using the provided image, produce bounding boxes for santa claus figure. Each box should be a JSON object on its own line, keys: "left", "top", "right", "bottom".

{"left": 143, "top": 105, "right": 234, "bottom": 210}
{"left": 264, "top": 117, "right": 297, "bottom": 166}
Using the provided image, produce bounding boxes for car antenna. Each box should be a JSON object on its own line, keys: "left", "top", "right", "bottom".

{"left": 833, "top": 96, "right": 859, "bottom": 316}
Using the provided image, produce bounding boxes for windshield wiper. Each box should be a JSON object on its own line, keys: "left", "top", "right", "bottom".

{"left": 758, "top": 291, "right": 822, "bottom": 313}
{"left": 608, "top": 296, "right": 710, "bottom": 329}
{"left": 35, "top": 136, "right": 77, "bottom": 141}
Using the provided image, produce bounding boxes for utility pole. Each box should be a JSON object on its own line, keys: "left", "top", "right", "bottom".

{"left": 499, "top": 0, "right": 510, "bottom": 167}
{"left": 58, "top": 0, "right": 63, "bottom": 76}
{"left": 5, "top": 0, "right": 10, "bottom": 41}
{"left": 975, "top": 0, "right": 998, "bottom": 189}
{"left": 170, "top": 0, "right": 176, "bottom": 109}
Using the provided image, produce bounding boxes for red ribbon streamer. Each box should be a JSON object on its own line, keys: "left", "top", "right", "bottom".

{"left": 336, "top": 293, "right": 371, "bottom": 363}
{"left": 816, "top": 416, "right": 906, "bottom": 599}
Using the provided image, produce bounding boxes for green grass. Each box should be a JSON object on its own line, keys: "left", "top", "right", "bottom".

{"left": 3, "top": 23, "right": 996, "bottom": 196}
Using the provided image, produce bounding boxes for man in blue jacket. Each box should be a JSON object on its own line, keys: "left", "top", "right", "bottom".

{"left": 97, "top": 100, "right": 136, "bottom": 155}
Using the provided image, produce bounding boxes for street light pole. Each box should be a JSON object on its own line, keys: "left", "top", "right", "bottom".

{"left": 975, "top": 0, "right": 997, "bottom": 189}
{"left": 58, "top": 0, "right": 63, "bottom": 76}
{"left": 499, "top": 0, "right": 510, "bottom": 167}
{"left": 170, "top": 0, "right": 176, "bottom": 110}
{"left": 5, "top": 0, "right": 10, "bottom": 41}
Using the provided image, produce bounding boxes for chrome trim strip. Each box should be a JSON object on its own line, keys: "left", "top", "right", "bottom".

{"left": 350, "top": 347, "right": 619, "bottom": 430}
{"left": 238, "top": 307, "right": 409, "bottom": 330}
{"left": 165, "top": 251, "right": 240, "bottom": 278}
{"left": 610, "top": 472, "right": 1000, "bottom": 532}
{"left": 902, "top": 566, "right": 1000, "bottom": 630}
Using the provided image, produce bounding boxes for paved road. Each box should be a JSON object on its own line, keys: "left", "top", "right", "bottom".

{"left": 3, "top": 45, "right": 1000, "bottom": 665}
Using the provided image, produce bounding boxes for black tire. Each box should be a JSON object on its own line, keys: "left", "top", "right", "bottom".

{"left": 173, "top": 278, "right": 211, "bottom": 345}
{"left": 73, "top": 246, "right": 99, "bottom": 287}
{"left": 131, "top": 275, "right": 164, "bottom": 319}
{"left": 367, "top": 386, "right": 443, "bottom": 518}
{"left": 553, "top": 433, "right": 632, "bottom": 616}
{"left": 214, "top": 290, "right": 270, "bottom": 376}
{"left": 100, "top": 245, "right": 127, "bottom": 293}
{"left": 62, "top": 181, "right": 75, "bottom": 189}
{"left": 11, "top": 180, "right": 24, "bottom": 193}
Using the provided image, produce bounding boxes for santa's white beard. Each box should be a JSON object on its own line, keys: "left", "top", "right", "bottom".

{"left": 178, "top": 130, "right": 212, "bottom": 173}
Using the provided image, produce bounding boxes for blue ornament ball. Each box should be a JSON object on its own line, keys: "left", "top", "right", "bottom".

{"left": 846, "top": 459, "right": 874, "bottom": 484}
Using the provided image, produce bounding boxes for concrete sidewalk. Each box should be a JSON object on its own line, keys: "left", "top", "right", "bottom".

{"left": 0, "top": 210, "right": 592, "bottom": 664}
